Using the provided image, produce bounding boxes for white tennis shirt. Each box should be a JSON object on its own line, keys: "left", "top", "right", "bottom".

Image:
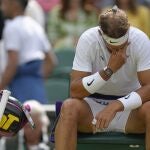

{"left": 3, "top": 16, "right": 51, "bottom": 65}
{"left": 73, "top": 26, "right": 150, "bottom": 96}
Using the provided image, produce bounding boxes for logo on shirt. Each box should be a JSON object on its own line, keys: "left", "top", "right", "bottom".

{"left": 125, "top": 95, "right": 130, "bottom": 99}
{"left": 87, "top": 79, "right": 94, "bottom": 86}
{"left": 100, "top": 56, "right": 104, "bottom": 61}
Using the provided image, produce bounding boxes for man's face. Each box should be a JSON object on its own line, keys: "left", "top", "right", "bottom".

{"left": 1, "top": 0, "right": 15, "bottom": 18}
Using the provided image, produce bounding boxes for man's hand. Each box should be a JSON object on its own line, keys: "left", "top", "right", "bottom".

{"left": 107, "top": 42, "right": 130, "bottom": 73}
{"left": 93, "top": 101, "right": 124, "bottom": 132}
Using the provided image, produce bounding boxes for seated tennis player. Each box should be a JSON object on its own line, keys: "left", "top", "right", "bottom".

{"left": 55, "top": 6, "right": 150, "bottom": 150}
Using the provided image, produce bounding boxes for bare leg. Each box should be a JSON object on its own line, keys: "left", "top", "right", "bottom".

{"left": 55, "top": 98, "right": 93, "bottom": 150}
{"left": 125, "top": 101, "right": 150, "bottom": 150}
{"left": 145, "top": 118, "right": 150, "bottom": 150}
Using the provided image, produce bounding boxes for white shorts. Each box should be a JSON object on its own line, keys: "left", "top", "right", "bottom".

{"left": 84, "top": 97, "right": 131, "bottom": 133}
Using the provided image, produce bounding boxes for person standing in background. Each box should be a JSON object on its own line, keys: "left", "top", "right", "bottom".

{"left": 0, "top": 9, "right": 4, "bottom": 41}
{"left": 0, "top": 8, "right": 5, "bottom": 81}
{"left": 0, "top": 0, "right": 57, "bottom": 104}
{"left": 25, "top": 0, "right": 46, "bottom": 29}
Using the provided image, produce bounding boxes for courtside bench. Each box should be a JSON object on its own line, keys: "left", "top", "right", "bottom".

{"left": 77, "top": 132, "right": 145, "bottom": 150}
{"left": 43, "top": 104, "right": 145, "bottom": 150}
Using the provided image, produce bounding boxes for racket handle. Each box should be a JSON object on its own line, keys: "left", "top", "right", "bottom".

{"left": 22, "top": 105, "right": 35, "bottom": 129}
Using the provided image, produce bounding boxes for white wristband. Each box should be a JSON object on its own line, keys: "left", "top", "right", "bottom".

{"left": 118, "top": 92, "right": 142, "bottom": 111}
{"left": 82, "top": 72, "right": 106, "bottom": 94}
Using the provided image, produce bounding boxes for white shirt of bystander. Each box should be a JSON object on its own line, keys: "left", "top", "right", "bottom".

{"left": 3, "top": 16, "right": 51, "bottom": 65}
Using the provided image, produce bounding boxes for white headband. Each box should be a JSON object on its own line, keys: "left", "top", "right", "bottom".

{"left": 100, "top": 29, "right": 129, "bottom": 46}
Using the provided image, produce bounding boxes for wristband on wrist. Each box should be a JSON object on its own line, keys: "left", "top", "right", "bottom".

{"left": 118, "top": 92, "right": 142, "bottom": 110}
{"left": 82, "top": 72, "right": 106, "bottom": 94}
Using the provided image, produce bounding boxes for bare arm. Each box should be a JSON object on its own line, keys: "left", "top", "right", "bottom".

{"left": 101, "top": 70, "right": 150, "bottom": 116}
{"left": 70, "top": 70, "right": 90, "bottom": 99}
{"left": 0, "top": 51, "right": 18, "bottom": 90}
{"left": 70, "top": 69, "right": 109, "bottom": 99}
{"left": 136, "top": 69, "right": 150, "bottom": 103}
{"left": 109, "top": 69, "right": 150, "bottom": 111}
{"left": 43, "top": 50, "right": 58, "bottom": 79}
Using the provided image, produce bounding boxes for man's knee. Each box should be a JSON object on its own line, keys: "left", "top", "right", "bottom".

{"left": 60, "top": 98, "right": 81, "bottom": 121}
{"left": 139, "top": 101, "right": 150, "bottom": 121}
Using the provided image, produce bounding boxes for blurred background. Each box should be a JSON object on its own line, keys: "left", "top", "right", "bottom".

{"left": 0, "top": 0, "right": 150, "bottom": 149}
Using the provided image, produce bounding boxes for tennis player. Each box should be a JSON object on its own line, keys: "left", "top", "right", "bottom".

{"left": 55, "top": 6, "right": 150, "bottom": 150}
